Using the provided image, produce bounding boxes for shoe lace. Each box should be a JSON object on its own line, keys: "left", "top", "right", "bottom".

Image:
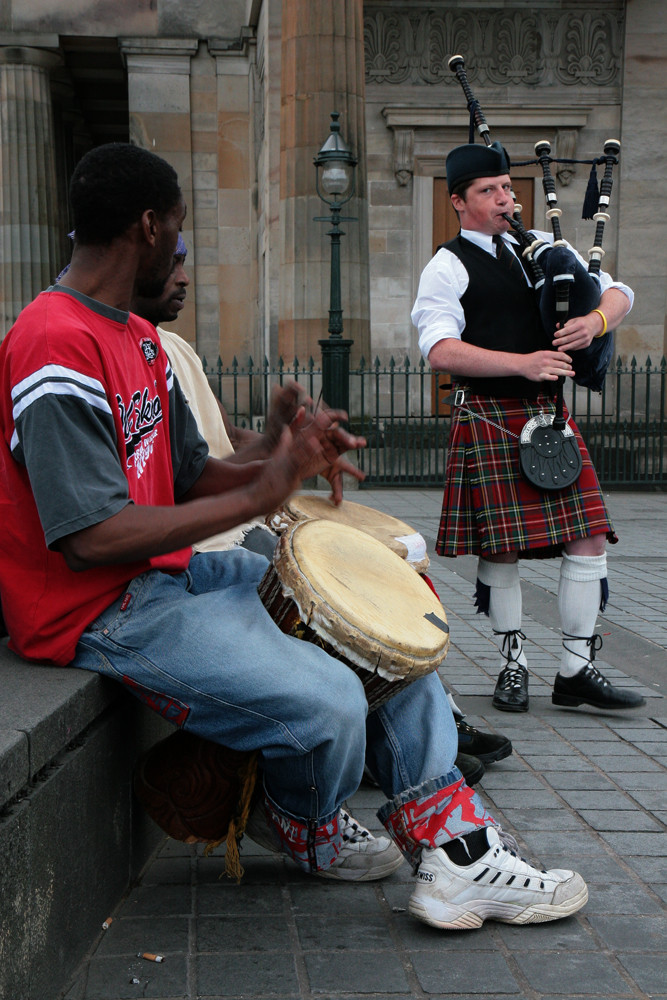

{"left": 562, "top": 631, "right": 604, "bottom": 669}
{"left": 494, "top": 628, "right": 526, "bottom": 666}
{"left": 339, "top": 808, "right": 373, "bottom": 844}
{"left": 496, "top": 662, "right": 527, "bottom": 692}
{"left": 496, "top": 828, "right": 547, "bottom": 875}
{"left": 581, "top": 660, "right": 610, "bottom": 687}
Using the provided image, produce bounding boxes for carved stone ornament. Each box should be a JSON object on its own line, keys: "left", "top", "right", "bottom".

{"left": 393, "top": 127, "right": 414, "bottom": 186}
{"left": 555, "top": 129, "right": 578, "bottom": 186}
{"left": 364, "top": 5, "right": 622, "bottom": 90}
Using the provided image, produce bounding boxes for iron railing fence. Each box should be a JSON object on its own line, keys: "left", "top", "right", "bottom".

{"left": 202, "top": 354, "right": 667, "bottom": 489}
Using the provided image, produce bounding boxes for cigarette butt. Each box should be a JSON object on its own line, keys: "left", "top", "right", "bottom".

{"left": 102, "top": 917, "right": 113, "bottom": 930}
{"left": 138, "top": 952, "right": 164, "bottom": 963}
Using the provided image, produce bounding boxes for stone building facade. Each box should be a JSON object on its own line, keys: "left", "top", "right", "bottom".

{"left": 1, "top": 0, "right": 664, "bottom": 409}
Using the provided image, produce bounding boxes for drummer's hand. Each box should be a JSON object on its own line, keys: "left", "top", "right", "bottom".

{"left": 521, "top": 350, "right": 574, "bottom": 382}
{"left": 291, "top": 403, "right": 366, "bottom": 498}
{"left": 263, "top": 382, "right": 309, "bottom": 449}
{"left": 553, "top": 312, "right": 602, "bottom": 352}
{"left": 319, "top": 458, "right": 366, "bottom": 505}
{"left": 249, "top": 425, "right": 327, "bottom": 512}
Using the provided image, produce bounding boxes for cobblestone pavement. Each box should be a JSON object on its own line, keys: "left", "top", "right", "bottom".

{"left": 64, "top": 490, "right": 667, "bottom": 1000}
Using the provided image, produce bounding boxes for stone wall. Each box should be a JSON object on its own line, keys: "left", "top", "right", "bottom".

{"left": 1, "top": 0, "right": 664, "bottom": 385}
{"left": 616, "top": 0, "right": 667, "bottom": 364}
{"left": 362, "top": 0, "right": 662, "bottom": 367}
{"left": 0, "top": 644, "right": 171, "bottom": 1000}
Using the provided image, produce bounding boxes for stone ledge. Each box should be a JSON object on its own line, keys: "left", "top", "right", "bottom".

{"left": 0, "top": 640, "right": 170, "bottom": 1000}
{"left": 0, "top": 639, "right": 122, "bottom": 810}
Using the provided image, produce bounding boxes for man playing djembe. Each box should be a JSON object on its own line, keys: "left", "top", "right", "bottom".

{"left": 0, "top": 141, "right": 588, "bottom": 930}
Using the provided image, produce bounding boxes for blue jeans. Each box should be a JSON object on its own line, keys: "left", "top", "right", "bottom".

{"left": 73, "top": 548, "right": 458, "bottom": 827}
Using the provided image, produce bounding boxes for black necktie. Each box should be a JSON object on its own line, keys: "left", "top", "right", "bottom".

{"left": 493, "top": 234, "right": 523, "bottom": 276}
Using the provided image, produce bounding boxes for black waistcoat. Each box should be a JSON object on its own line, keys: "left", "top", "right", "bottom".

{"left": 442, "top": 234, "right": 553, "bottom": 398}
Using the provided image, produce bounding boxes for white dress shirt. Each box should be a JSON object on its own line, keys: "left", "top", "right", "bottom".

{"left": 412, "top": 228, "right": 634, "bottom": 361}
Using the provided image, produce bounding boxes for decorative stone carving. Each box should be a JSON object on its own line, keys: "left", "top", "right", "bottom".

{"left": 484, "top": 11, "right": 543, "bottom": 86}
{"left": 364, "top": 6, "right": 622, "bottom": 90}
{"left": 364, "top": 10, "right": 410, "bottom": 84}
{"left": 555, "top": 129, "right": 578, "bottom": 186}
{"left": 553, "top": 12, "right": 620, "bottom": 86}
{"left": 392, "top": 127, "right": 414, "bottom": 185}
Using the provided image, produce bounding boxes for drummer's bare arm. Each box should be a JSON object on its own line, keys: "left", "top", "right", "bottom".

{"left": 428, "top": 338, "right": 574, "bottom": 383}
{"left": 552, "top": 287, "right": 631, "bottom": 353}
{"left": 54, "top": 480, "right": 266, "bottom": 570}
{"left": 55, "top": 410, "right": 358, "bottom": 571}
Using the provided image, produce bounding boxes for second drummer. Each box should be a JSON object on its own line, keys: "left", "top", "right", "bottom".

{"left": 412, "top": 141, "right": 643, "bottom": 715}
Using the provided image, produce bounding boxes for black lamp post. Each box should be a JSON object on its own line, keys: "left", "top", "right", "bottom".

{"left": 314, "top": 111, "right": 357, "bottom": 415}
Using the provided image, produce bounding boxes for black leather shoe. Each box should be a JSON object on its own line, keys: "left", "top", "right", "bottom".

{"left": 492, "top": 664, "right": 529, "bottom": 712}
{"left": 456, "top": 752, "right": 485, "bottom": 786}
{"left": 456, "top": 719, "right": 513, "bottom": 764}
{"left": 552, "top": 663, "right": 646, "bottom": 710}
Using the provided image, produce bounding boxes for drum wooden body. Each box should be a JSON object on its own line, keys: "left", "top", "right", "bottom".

{"left": 267, "top": 495, "right": 429, "bottom": 573}
{"left": 258, "top": 519, "right": 449, "bottom": 710}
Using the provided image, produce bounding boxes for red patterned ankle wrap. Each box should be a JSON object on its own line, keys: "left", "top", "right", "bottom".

{"left": 382, "top": 778, "right": 496, "bottom": 868}
{"left": 264, "top": 798, "right": 341, "bottom": 872}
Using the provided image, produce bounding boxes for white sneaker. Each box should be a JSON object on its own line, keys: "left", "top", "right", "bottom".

{"left": 245, "top": 802, "right": 403, "bottom": 881}
{"left": 317, "top": 808, "right": 403, "bottom": 882}
{"left": 409, "top": 827, "right": 588, "bottom": 930}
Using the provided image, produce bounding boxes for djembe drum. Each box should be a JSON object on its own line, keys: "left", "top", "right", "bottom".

{"left": 267, "top": 495, "right": 429, "bottom": 574}
{"left": 258, "top": 518, "right": 449, "bottom": 710}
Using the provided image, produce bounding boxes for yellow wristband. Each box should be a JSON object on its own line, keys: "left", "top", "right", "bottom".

{"left": 592, "top": 308, "right": 608, "bottom": 338}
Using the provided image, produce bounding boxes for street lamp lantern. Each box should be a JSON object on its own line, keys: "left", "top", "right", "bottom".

{"left": 314, "top": 111, "right": 357, "bottom": 204}
{"left": 314, "top": 112, "right": 357, "bottom": 416}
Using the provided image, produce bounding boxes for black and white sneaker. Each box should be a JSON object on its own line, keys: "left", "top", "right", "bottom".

{"left": 245, "top": 801, "right": 403, "bottom": 881}
{"left": 318, "top": 808, "right": 403, "bottom": 881}
{"left": 409, "top": 827, "right": 587, "bottom": 930}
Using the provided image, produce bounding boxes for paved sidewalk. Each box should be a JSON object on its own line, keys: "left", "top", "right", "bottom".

{"left": 64, "top": 490, "right": 667, "bottom": 1000}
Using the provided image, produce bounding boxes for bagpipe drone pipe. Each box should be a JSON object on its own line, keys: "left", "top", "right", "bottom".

{"left": 448, "top": 54, "right": 620, "bottom": 394}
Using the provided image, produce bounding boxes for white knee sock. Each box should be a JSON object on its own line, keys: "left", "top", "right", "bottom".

{"left": 559, "top": 553, "right": 607, "bottom": 678}
{"left": 477, "top": 558, "right": 527, "bottom": 668}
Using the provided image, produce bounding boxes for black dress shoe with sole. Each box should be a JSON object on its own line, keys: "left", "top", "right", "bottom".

{"left": 552, "top": 663, "right": 646, "bottom": 710}
{"left": 492, "top": 664, "right": 529, "bottom": 713}
{"left": 456, "top": 719, "right": 513, "bottom": 764}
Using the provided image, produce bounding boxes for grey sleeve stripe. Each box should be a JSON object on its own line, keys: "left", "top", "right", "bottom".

{"left": 11, "top": 375, "right": 112, "bottom": 452}
{"left": 11, "top": 363, "right": 107, "bottom": 403}
{"left": 13, "top": 379, "right": 112, "bottom": 425}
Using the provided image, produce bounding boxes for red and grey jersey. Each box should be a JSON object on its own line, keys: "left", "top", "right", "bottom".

{"left": 0, "top": 285, "right": 208, "bottom": 665}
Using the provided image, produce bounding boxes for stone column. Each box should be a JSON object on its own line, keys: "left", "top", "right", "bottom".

{"left": 279, "top": 0, "right": 370, "bottom": 367}
{"left": 207, "top": 34, "right": 258, "bottom": 370}
{"left": 0, "top": 46, "right": 62, "bottom": 338}
{"left": 119, "top": 38, "right": 199, "bottom": 345}
{"left": 617, "top": 0, "right": 667, "bottom": 361}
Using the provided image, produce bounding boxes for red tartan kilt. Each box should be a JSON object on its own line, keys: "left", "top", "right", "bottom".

{"left": 437, "top": 393, "right": 616, "bottom": 558}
